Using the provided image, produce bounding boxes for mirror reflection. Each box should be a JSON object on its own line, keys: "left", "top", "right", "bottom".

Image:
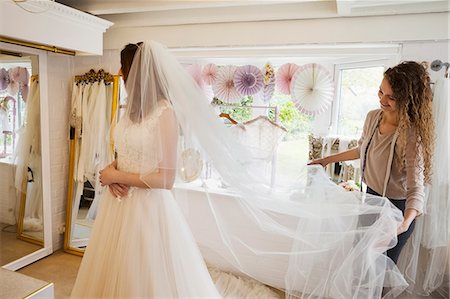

{"left": 0, "top": 50, "right": 43, "bottom": 266}
{"left": 64, "top": 70, "right": 119, "bottom": 253}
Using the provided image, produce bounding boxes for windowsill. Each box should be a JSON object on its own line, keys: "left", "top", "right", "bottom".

{"left": 0, "top": 156, "right": 14, "bottom": 166}
{"left": 173, "top": 179, "right": 237, "bottom": 197}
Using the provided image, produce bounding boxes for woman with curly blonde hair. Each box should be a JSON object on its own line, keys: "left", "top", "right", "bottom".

{"left": 310, "top": 61, "right": 435, "bottom": 264}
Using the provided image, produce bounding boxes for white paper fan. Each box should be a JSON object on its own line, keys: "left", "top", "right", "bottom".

{"left": 212, "top": 65, "right": 241, "bottom": 103}
{"left": 179, "top": 148, "right": 203, "bottom": 182}
{"left": 290, "top": 63, "right": 334, "bottom": 115}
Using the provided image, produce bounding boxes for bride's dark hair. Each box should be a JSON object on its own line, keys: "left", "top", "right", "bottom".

{"left": 120, "top": 42, "right": 143, "bottom": 83}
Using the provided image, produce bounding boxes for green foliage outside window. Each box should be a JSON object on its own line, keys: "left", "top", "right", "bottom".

{"left": 211, "top": 96, "right": 254, "bottom": 123}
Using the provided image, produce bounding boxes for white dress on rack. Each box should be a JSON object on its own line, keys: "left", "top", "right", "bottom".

{"left": 70, "top": 103, "right": 221, "bottom": 298}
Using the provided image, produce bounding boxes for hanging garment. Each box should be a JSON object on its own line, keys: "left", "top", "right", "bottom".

{"left": 70, "top": 80, "right": 114, "bottom": 222}
{"left": 13, "top": 78, "right": 42, "bottom": 228}
{"left": 229, "top": 116, "right": 286, "bottom": 184}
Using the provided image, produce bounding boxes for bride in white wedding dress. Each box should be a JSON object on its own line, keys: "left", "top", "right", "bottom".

{"left": 70, "top": 43, "right": 221, "bottom": 298}
{"left": 71, "top": 41, "right": 411, "bottom": 299}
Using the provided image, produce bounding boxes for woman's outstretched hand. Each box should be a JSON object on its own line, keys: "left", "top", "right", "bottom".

{"left": 307, "top": 157, "right": 329, "bottom": 168}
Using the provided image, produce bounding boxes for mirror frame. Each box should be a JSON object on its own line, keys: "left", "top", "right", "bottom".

{"left": 64, "top": 74, "right": 120, "bottom": 256}
{"left": 0, "top": 41, "right": 53, "bottom": 270}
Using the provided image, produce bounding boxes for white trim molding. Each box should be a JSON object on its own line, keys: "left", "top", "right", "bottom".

{"left": 0, "top": 0, "right": 113, "bottom": 55}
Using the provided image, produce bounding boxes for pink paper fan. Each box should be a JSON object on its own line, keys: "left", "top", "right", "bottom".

{"left": 18, "top": 67, "right": 29, "bottom": 85}
{"left": 290, "top": 63, "right": 334, "bottom": 116}
{"left": 233, "top": 65, "right": 263, "bottom": 96}
{"left": 212, "top": 65, "right": 241, "bottom": 103}
{"left": 7, "top": 80, "right": 19, "bottom": 96}
{"left": 20, "top": 84, "right": 29, "bottom": 102}
{"left": 202, "top": 63, "right": 217, "bottom": 85}
{"left": 276, "top": 63, "right": 299, "bottom": 95}
{"left": 9, "top": 67, "right": 21, "bottom": 82}
{"left": 0, "top": 68, "right": 9, "bottom": 90}
{"left": 186, "top": 64, "right": 205, "bottom": 90}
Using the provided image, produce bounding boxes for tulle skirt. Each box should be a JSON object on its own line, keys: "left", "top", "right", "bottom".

{"left": 70, "top": 187, "right": 221, "bottom": 298}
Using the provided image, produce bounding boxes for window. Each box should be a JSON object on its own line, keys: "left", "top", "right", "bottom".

{"left": 0, "top": 60, "right": 32, "bottom": 159}
{"left": 333, "top": 62, "right": 388, "bottom": 138}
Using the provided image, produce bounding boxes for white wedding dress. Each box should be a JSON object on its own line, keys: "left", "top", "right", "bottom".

{"left": 70, "top": 102, "right": 221, "bottom": 298}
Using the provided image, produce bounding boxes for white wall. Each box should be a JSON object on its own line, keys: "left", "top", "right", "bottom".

{"left": 104, "top": 12, "right": 449, "bottom": 50}
{"left": 401, "top": 40, "right": 449, "bottom": 82}
{"left": 46, "top": 53, "right": 73, "bottom": 250}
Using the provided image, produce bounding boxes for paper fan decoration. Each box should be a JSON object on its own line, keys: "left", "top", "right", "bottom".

{"left": 212, "top": 65, "right": 241, "bottom": 103}
{"left": 179, "top": 148, "right": 203, "bottom": 182}
{"left": 186, "top": 64, "right": 205, "bottom": 90}
{"left": 290, "top": 63, "right": 334, "bottom": 116}
{"left": 20, "top": 84, "right": 29, "bottom": 102}
{"left": 262, "top": 62, "right": 275, "bottom": 102}
{"left": 202, "top": 63, "right": 218, "bottom": 85}
{"left": 18, "top": 67, "right": 29, "bottom": 85}
{"left": 233, "top": 65, "right": 263, "bottom": 96}
{"left": 9, "top": 67, "right": 21, "bottom": 82}
{"left": 7, "top": 80, "right": 19, "bottom": 96}
{"left": 0, "top": 68, "right": 9, "bottom": 91}
{"left": 276, "top": 63, "right": 299, "bottom": 95}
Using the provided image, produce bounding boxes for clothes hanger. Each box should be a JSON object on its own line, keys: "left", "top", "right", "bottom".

{"left": 244, "top": 115, "right": 287, "bottom": 132}
{"left": 219, "top": 112, "right": 238, "bottom": 124}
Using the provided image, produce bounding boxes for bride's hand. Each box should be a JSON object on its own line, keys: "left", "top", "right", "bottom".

{"left": 109, "top": 183, "right": 129, "bottom": 198}
{"left": 99, "top": 165, "right": 118, "bottom": 186}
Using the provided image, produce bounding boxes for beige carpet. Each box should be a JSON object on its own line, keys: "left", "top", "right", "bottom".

{"left": 18, "top": 251, "right": 81, "bottom": 299}
{"left": 0, "top": 223, "right": 42, "bottom": 266}
{"left": 15, "top": 250, "right": 446, "bottom": 299}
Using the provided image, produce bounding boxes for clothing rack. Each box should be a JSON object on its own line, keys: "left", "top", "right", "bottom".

{"left": 430, "top": 60, "right": 449, "bottom": 78}
{"left": 215, "top": 103, "right": 280, "bottom": 123}
{"left": 74, "top": 69, "right": 115, "bottom": 85}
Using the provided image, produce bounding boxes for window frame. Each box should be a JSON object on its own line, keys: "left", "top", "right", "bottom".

{"left": 330, "top": 59, "right": 395, "bottom": 136}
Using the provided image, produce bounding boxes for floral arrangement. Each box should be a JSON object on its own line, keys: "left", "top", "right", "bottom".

{"left": 263, "top": 62, "right": 275, "bottom": 85}
{"left": 262, "top": 63, "right": 275, "bottom": 103}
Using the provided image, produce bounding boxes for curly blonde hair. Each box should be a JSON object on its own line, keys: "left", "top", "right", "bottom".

{"left": 384, "top": 61, "right": 435, "bottom": 183}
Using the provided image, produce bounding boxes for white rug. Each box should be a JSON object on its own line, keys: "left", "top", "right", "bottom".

{"left": 208, "top": 266, "right": 281, "bottom": 299}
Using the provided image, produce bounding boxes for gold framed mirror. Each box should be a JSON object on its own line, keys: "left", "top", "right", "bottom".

{"left": 64, "top": 70, "right": 120, "bottom": 256}
{"left": 0, "top": 48, "right": 45, "bottom": 267}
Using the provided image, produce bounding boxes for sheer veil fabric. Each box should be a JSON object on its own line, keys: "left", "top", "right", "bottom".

{"left": 74, "top": 41, "right": 409, "bottom": 298}
{"left": 397, "top": 78, "right": 449, "bottom": 296}
{"left": 137, "top": 41, "right": 410, "bottom": 298}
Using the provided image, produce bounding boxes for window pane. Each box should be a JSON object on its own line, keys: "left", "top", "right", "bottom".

{"left": 337, "top": 67, "right": 384, "bottom": 137}
{"left": 271, "top": 91, "right": 314, "bottom": 185}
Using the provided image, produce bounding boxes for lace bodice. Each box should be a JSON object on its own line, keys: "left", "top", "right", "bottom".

{"left": 114, "top": 101, "right": 171, "bottom": 173}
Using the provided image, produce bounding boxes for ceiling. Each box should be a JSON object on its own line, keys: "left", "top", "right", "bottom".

{"left": 55, "top": 0, "right": 449, "bottom": 28}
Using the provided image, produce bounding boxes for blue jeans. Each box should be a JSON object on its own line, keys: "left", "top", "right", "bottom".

{"left": 366, "top": 186, "right": 416, "bottom": 264}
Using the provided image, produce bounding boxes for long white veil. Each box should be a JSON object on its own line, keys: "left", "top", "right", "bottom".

{"left": 123, "top": 41, "right": 409, "bottom": 298}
